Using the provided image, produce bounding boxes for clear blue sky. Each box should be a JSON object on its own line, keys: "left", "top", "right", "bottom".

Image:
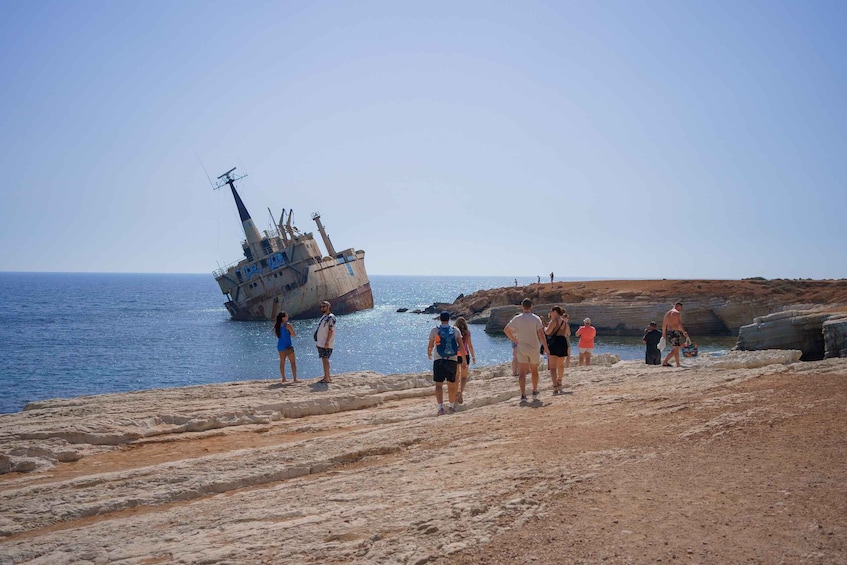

{"left": 1, "top": 0, "right": 845, "bottom": 279}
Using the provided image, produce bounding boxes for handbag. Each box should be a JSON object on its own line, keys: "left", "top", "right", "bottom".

{"left": 541, "top": 319, "right": 563, "bottom": 354}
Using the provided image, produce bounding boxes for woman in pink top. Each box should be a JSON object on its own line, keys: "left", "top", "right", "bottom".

{"left": 575, "top": 317, "right": 597, "bottom": 366}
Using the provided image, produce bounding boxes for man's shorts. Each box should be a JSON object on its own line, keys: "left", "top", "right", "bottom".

{"left": 317, "top": 347, "right": 333, "bottom": 359}
{"left": 579, "top": 347, "right": 594, "bottom": 355}
{"left": 667, "top": 330, "right": 685, "bottom": 347}
{"left": 433, "top": 358, "right": 458, "bottom": 383}
{"left": 516, "top": 343, "right": 541, "bottom": 365}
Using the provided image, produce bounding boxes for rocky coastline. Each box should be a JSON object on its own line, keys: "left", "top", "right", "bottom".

{"left": 416, "top": 278, "right": 847, "bottom": 360}
{"left": 1, "top": 351, "right": 845, "bottom": 563}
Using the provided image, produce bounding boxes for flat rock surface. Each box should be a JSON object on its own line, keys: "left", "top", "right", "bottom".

{"left": 1, "top": 351, "right": 845, "bottom": 564}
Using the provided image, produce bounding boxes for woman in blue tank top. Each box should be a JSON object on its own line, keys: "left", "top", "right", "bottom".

{"left": 273, "top": 312, "right": 298, "bottom": 383}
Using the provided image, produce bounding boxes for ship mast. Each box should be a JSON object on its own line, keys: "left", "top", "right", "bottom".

{"left": 214, "top": 167, "right": 263, "bottom": 259}
{"left": 311, "top": 212, "right": 336, "bottom": 257}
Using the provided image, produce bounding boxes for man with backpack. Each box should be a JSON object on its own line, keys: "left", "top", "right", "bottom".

{"left": 427, "top": 311, "right": 465, "bottom": 416}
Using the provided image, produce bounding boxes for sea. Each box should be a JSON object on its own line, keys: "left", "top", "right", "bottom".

{"left": 0, "top": 273, "right": 736, "bottom": 414}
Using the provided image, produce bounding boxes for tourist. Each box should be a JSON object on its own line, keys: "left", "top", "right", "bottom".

{"left": 643, "top": 321, "right": 662, "bottom": 365}
{"left": 545, "top": 306, "right": 570, "bottom": 394}
{"left": 454, "top": 317, "right": 476, "bottom": 404}
{"left": 427, "top": 311, "right": 465, "bottom": 415}
{"left": 662, "top": 302, "right": 688, "bottom": 367}
{"left": 504, "top": 298, "right": 549, "bottom": 402}
{"left": 273, "top": 312, "right": 298, "bottom": 383}
{"left": 550, "top": 272, "right": 554, "bottom": 283}
{"left": 576, "top": 317, "right": 597, "bottom": 366}
{"left": 314, "top": 301, "right": 336, "bottom": 383}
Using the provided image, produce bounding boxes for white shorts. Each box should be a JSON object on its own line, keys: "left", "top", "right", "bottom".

{"left": 516, "top": 343, "right": 541, "bottom": 365}
{"left": 579, "top": 347, "right": 594, "bottom": 354}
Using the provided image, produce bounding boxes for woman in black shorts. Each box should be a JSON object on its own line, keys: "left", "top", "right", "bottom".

{"left": 545, "top": 306, "right": 571, "bottom": 395}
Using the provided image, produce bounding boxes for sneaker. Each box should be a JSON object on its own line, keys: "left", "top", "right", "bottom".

{"left": 446, "top": 404, "right": 455, "bottom": 414}
{"left": 532, "top": 390, "right": 539, "bottom": 397}
{"left": 552, "top": 388, "right": 560, "bottom": 396}
{"left": 437, "top": 405, "right": 445, "bottom": 416}
{"left": 520, "top": 395, "right": 527, "bottom": 402}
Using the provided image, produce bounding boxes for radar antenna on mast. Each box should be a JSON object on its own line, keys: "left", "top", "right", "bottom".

{"left": 213, "top": 167, "right": 247, "bottom": 190}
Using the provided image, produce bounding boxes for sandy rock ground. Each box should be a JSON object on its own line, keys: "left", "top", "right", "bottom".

{"left": 1, "top": 351, "right": 845, "bottom": 564}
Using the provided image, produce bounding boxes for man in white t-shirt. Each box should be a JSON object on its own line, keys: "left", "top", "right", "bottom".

{"left": 314, "top": 301, "right": 336, "bottom": 384}
{"left": 504, "top": 298, "right": 549, "bottom": 402}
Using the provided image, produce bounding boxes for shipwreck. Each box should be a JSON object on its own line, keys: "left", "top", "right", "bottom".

{"left": 212, "top": 168, "right": 374, "bottom": 321}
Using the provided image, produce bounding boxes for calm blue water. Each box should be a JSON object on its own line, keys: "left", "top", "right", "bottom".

{"left": 0, "top": 273, "right": 735, "bottom": 414}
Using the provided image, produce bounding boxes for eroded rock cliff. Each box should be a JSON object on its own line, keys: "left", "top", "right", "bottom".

{"left": 432, "top": 279, "right": 847, "bottom": 356}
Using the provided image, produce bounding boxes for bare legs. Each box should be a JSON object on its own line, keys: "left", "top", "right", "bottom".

{"left": 579, "top": 350, "right": 592, "bottom": 366}
{"left": 662, "top": 346, "right": 681, "bottom": 367}
{"left": 549, "top": 355, "right": 565, "bottom": 392}
{"left": 518, "top": 362, "right": 540, "bottom": 397}
{"left": 457, "top": 361, "right": 469, "bottom": 403}
{"left": 320, "top": 356, "right": 332, "bottom": 383}
{"left": 278, "top": 350, "right": 298, "bottom": 382}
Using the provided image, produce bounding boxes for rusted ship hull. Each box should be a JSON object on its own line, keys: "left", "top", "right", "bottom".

{"left": 221, "top": 255, "right": 374, "bottom": 321}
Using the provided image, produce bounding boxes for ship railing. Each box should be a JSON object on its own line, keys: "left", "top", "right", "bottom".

{"left": 212, "top": 259, "right": 243, "bottom": 279}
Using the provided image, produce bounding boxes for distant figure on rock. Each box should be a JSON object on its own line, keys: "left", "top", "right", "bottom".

{"left": 662, "top": 302, "right": 688, "bottom": 368}
{"left": 274, "top": 312, "right": 298, "bottom": 383}
{"left": 514, "top": 278, "right": 518, "bottom": 286}
{"left": 576, "top": 318, "right": 597, "bottom": 366}
{"left": 550, "top": 272, "right": 554, "bottom": 283}
{"left": 427, "top": 311, "right": 465, "bottom": 416}
{"left": 315, "top": 301, "right": 336, "bottom": 383}
{"left": 537, "top": 275, "right": 541, "bottom": 284}
{"left": 504, "top": 298, "right": 549, "bottom": 402}
{"left": 454, "top": 317, "right": 476, "bottom": 405}
{"left": 643, "top": 321, "right": 662, "bottom": 365}
{"left": 545, "top": 306, "right": 571, "bottom": 394}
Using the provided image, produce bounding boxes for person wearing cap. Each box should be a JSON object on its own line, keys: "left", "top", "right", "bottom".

{"left": 314, "top": 301, "right": 336, "bottom": 383}
{"left": 504, "top": 298, "right": 549, "bottom": 402}
{"left": 643, "top": 321, "right": 662, "bottom": 365}
{"left": 575, "top": 317, "right": 597, "bottom": 366}
{"left": 427, "top": 311, "right": 465, "bottom": 415}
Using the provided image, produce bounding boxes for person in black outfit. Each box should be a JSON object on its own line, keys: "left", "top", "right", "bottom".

{"left": 643, "top": 321, "right": 662, "bottom": 365}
